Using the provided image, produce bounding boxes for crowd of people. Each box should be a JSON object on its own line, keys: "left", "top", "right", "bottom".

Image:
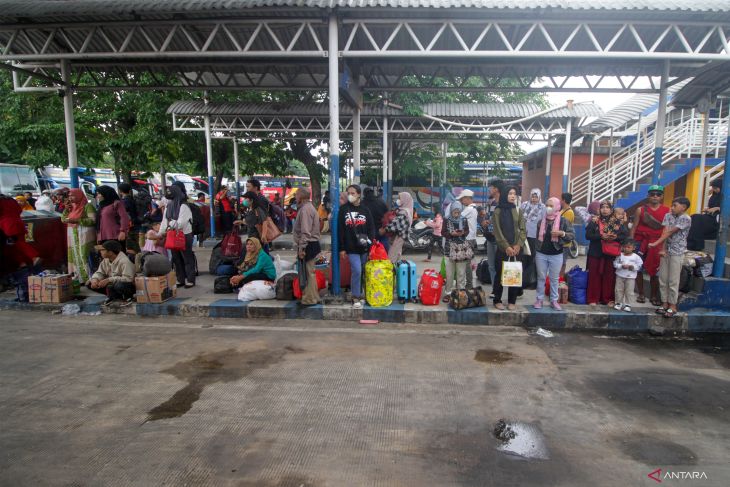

{"left": 0, "top": 175, "right": 721, "bottom": 317}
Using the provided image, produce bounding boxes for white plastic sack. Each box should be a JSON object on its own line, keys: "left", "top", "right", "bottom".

{"left": 238, "top": 280, "right": 276, "bottom": 301}
{"left": 274, "top": 255, "right": 295, "bottom": 277}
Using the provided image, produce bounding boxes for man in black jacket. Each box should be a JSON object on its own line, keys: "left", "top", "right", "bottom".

{"left": 362, "top": 187, "right": 389, "bottom": 250}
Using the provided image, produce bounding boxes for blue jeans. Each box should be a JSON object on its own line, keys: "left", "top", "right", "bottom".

{"left": 536, "top": 251, "right": 562, "bottom": 303}
{"left": 348, "top": 253, "right": 368, "bottom": 299}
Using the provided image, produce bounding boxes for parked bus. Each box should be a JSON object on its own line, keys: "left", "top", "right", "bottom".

{"left": 0, "top": 164, "right": 41, "bottom": 197}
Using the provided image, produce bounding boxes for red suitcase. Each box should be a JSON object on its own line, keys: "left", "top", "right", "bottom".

{"left": 328, "top": 253, "right": 352, "bottom": 289}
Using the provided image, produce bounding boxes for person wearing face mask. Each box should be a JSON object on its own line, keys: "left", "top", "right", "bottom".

{"left": 236, "top": 191, "right": 268, "bottom": 242}
{"left": 338, "top": 185, "right": 376, "bottom": 309}
{"left": 380, "top": 191, "right": 414, "bottom": 264}
{"left": 160, "top": 185, "right": 196, "bottom": 288}
{"left": 534, "top": 197, "right": 574, "bottom": 310}
{"left": 491, "top": 186, "right": 527, "bottom": 310}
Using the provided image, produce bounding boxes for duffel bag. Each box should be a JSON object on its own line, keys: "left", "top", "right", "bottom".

{"left": 449, "top": 286, "right": 486, "bottom": 310}
{"left": 213, "top": 276, "right": 234, "bottom": 294}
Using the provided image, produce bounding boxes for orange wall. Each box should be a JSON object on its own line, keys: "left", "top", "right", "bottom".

{"left": 522, "top": 150, "right": 597, "bottom": 200}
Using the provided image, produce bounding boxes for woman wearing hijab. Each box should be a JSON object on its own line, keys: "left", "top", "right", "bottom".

{"left": 491, "top": 187, "right": 527, "bottom": 310}
{"left": 160, "top": 184, "right": 196, "bottom": 288}
{"left": 534, "top": 197, "right": 575, "bottom": 310}
{"left": 441, "top": 201, "right": 472, "bottom": 303}
{"left": 338, "top": 185, "right": 376, "bottom": 309}
{"left": 15, "top": 195, "right": 34, "bottom": 211}
{"left": 381, "top": 191, "right": 413, "bottom": 264}
{"left": 519, "top": 188, "right": 545, "bottom": 289}
{"left": 586, "top": 200, "right": 628, "bottom": 306}
{"left": 229, "top": 237, "right": 276, "bottom": 289}
{"left": 95, "top": 185, "right": 130, "bottom": 252}
{"left": 61, "top": 189, "right": 97, "bottom": 283}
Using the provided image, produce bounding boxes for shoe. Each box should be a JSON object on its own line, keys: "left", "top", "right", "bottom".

{"left": 533, "top": 300, "right": 543, "bottom": 309}
{"left": 550, "top": 301, "right": 562, "bottom": 311}
{"left": 622, "top": 305, "right": 632, "bottom": 312}
{"left": 613, "top": 303, "right": 623, "bottom": 311}
{"left": 103, "top": 297, "right": 114, "bottom": 306}
{"left": 353, "top": 300, "right": 363, "bottom": 309}
{"left": 507, "top": 304, "right": 516, "bottom": 310}
{"left": 184, "top": 282, "right": 195, "bottom": 289}
{"left": 494, "top": 303, "right": 505, "bottom": 310}
{"left": 120, "top": 298, "right": 134, "bottom": 307}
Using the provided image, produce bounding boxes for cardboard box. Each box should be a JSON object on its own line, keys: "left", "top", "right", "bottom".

{"left": 135, "top": 271, "right": 177, "bottom": 303}
{"left": 28, "top": 274, "right": 73, "bottom": 304}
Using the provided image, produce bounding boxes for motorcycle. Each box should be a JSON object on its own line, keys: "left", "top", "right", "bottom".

{"left": 405, "top": 220, "right": 437, "bottom": 252}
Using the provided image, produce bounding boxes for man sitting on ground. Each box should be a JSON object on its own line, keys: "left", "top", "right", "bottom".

{"left": 87, "top": 240, "right": 136, "bottom": 304}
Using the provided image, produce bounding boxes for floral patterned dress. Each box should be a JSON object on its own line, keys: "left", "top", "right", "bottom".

{"left": 61, "top": 203, "right": 97, "bottom": 282}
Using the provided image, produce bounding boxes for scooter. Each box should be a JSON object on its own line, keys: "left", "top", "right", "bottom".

{"left": 405, "top": 220, "right": 435, "bottom": 252}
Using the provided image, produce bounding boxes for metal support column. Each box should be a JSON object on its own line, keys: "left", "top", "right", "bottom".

{"left": 562, "top": 119, "right": 572, "bottom": 193}
{"left": 60, "top": 60, "right": 79, "bottom": 189}
{"left": 652, "top": 61, "right": 670, "bottom": 185}
{"left": 382, "top": 116, "right": 389, "bottom": 206}
{"left": 712, "top": 134, "right": 730, "bottom": 278}
{"left": 328, "top": 14, "right": 341, "bottom": 295}
{"left": 441, "top": 142, "right": 448, "bottom": 211}
{"left": 204, "top": 114, "right": 215, "bottom": 237}
{"left": 544, "top": 136, "right": 552, "bottom": 197}
{"left": 695, "top": 111, "right": 709, "bottom": 213}
{"left": 633, "top": 115, "right": 642, "bottom": 191}
{"left": 233, "top": 138, "right": 240, "bottom": 211}
{"left": 353, "top": 106, "right": 361, "bottom": 185}
{"left": 388, "top": 141, "right": 393, "bottom": 204}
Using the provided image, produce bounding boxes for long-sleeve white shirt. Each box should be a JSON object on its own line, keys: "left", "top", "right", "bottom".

{"left": 461, "top": 205, "right": 478, "bottom": 241}
{"left": 613, "top": 253, "right": 643, "bottom": 279}
{"left": 160, "top": 203, "right": 193, "bottom": 235}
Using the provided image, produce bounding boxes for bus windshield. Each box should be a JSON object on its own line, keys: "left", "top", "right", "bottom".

{"left": 0, "top": 165, "right": 40, "bottom": 194}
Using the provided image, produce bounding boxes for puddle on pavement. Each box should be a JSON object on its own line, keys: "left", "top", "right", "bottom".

{"left": 147, "top": 347, "right": 300, "bottom": 421}
{"left": 618, "top": 435, "right": 698, "bottom": 466}
{"left": 474, "top": 349, "right": 514, "bottom": 364}
{"left": 493, "top": 419, "right": 550, "bottom": 460}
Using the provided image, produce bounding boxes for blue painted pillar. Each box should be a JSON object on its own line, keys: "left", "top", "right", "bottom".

{"left": 652, "top": 61, "right": 670, "bottom": 185}
{"left": 712, "top": 135, "right": 730, "bottom": 278}
{"left": 382, "top": 116, "right": 389, "bottom": 208}
{"left": 328, "top": 14, "right": 341, "bottom": 295}
{"left": 544, "top": 135, "right": 552, "bottom": 197}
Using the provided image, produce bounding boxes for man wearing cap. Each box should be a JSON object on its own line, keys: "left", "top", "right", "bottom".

{"left": 630, "top": 185, "right": 670, "bottom": 305}
{"left": 457, "top": 189, "right": 478, "bottom": 289}
{"left": 87, "top": 240, "right": 136, "bottom": 304}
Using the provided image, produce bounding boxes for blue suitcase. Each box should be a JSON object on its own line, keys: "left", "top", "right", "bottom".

{"left": 396, "top": 260, "right": 418, "bottom": 303}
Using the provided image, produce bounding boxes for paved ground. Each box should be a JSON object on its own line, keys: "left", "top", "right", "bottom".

{"left": 1, "top": 310, "right": 728, "bottom": 486}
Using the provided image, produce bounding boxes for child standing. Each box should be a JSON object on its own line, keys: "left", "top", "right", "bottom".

{"left": 649, "top": 197, "right": 691, "bottom": 318}
{"left": 142, "top": 221, "right": 166, "bottom": 255}
{"left": 613, "top": 240, "right": 643, "bottom": 312}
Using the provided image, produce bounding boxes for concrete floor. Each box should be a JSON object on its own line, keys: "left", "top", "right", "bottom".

{"left": 1, "top": 310, "right": 728, "bottom": 486}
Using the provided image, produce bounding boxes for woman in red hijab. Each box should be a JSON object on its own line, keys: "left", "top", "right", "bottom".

{"left": 61, "top": 189, "right": 97, "bottom": 283}
{"left": 0, "top": 194, "right": 40, "bottom": 301}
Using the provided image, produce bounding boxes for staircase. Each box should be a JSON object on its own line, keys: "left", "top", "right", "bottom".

{"left": 570, "top": 112, "right": 728, "bottom": 207}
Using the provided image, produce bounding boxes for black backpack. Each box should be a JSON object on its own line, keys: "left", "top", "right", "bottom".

{"left": 476, "top": 259, "right": 492, "bottom": 284}
{"left": 214, "top": 276, "right": 234, "bottom": 294}
{"left": 208, "top": 241, "right": 237, "bottom": 275}
{"left": 186, "top": 202, "right": 206, "bottom": 235}
{"left": 133, "top": 190, "right": 152, "bottom": 225}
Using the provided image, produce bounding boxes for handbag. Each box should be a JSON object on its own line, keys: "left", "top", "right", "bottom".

{"left": 164, "top": 229, "right": 186, "bottom": 251}
{"left": 261, "top": 217, "right": 282, "bottom": 244}
{"left": 500, "top": 256, "right": 523, "bottom": 287}
{"left": 221, "top": 231, "right": 243, "bottom": 258}
{"left": 448, "top": 240, "right": 474, "bottom": 262}
{"left": 601, "top": 240, "right": 621, "bottom": 257}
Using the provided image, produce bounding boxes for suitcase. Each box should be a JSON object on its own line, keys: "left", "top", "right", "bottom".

{"left": 396, "top": 260, "right": 418, "bottom": 303}
{"left": 476, "top": 259, "right": 491, "bottom": 284}
{"left": 418, "top": 269, "right": 444, "bottom": 306}
{"left": 365, "top": 259, "right": 394, "bottom": 307}
{"left": 328, "top": 252, "right": 352, "bottom": 289}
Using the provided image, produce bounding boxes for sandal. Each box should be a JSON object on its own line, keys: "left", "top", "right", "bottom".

{"left": 655, "top": 307, "right": 667, "bottom": 315}
{"left": 494, "top": 303, "right": 505, "bottom": 310}
{"left": 442, "top": 296, "right": 450, "bottom": 304}
{"left": 507, "top": 304, "right": 516, "bottom": 311}
{"left": 664, "top": 308, "right": 677, "bottom": 318}
{"left": 607, "top": 301, "right": 615, "bottom": 308}
{"left": 636, "top": 295, "right": 646, "bottom": 304}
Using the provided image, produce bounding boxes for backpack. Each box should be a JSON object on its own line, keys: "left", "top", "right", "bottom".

{"left": 186, "top": 202, "right": 206, "bottom": 235}
{"left": 214, "top": 276, "right": 234, "bottom": 294}
{"left": 275, "top": 273, "right": 297, "bottom": 300}
{"left": 208, "top": 243, "right": 236, "bottom": 274}
{"left": 270, "top": 203, "right": 286, "bottom": 232}
{"left": 133, "top": 190, "right": 152, "bottom": 225}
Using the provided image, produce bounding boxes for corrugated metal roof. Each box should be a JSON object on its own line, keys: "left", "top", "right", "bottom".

{"left": 167, "top": 100, "right": 603, "bottom": 119}
{"left": 671, "top": 62, "right": 730, "bottom": 108}
{"left": 2, "top": 0, "right": 728, "bottom": 19}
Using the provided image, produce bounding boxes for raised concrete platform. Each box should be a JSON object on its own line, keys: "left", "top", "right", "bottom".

{"left": 2, "top": 294, "right": 728, "bottom": 334}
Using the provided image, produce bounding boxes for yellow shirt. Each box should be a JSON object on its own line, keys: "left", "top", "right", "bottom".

{"left": 561, "top": 207, "right": 575, "bottom": 247}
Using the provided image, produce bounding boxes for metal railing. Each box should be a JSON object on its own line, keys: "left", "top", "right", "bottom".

{"left": 571, "top": 113, "right": 728, "bottom": 204}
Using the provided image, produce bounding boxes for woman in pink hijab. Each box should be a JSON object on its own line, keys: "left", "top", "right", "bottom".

{"left": 61, "top": 188, "right": 97, "bottom": 283}
{"left": 534, "top": 196, "right": 575, "bottom": 310}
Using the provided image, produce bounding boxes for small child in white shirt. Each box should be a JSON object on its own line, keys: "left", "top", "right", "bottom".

{"left": 613, "top": 240, "right": 644, "bottom": 312}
